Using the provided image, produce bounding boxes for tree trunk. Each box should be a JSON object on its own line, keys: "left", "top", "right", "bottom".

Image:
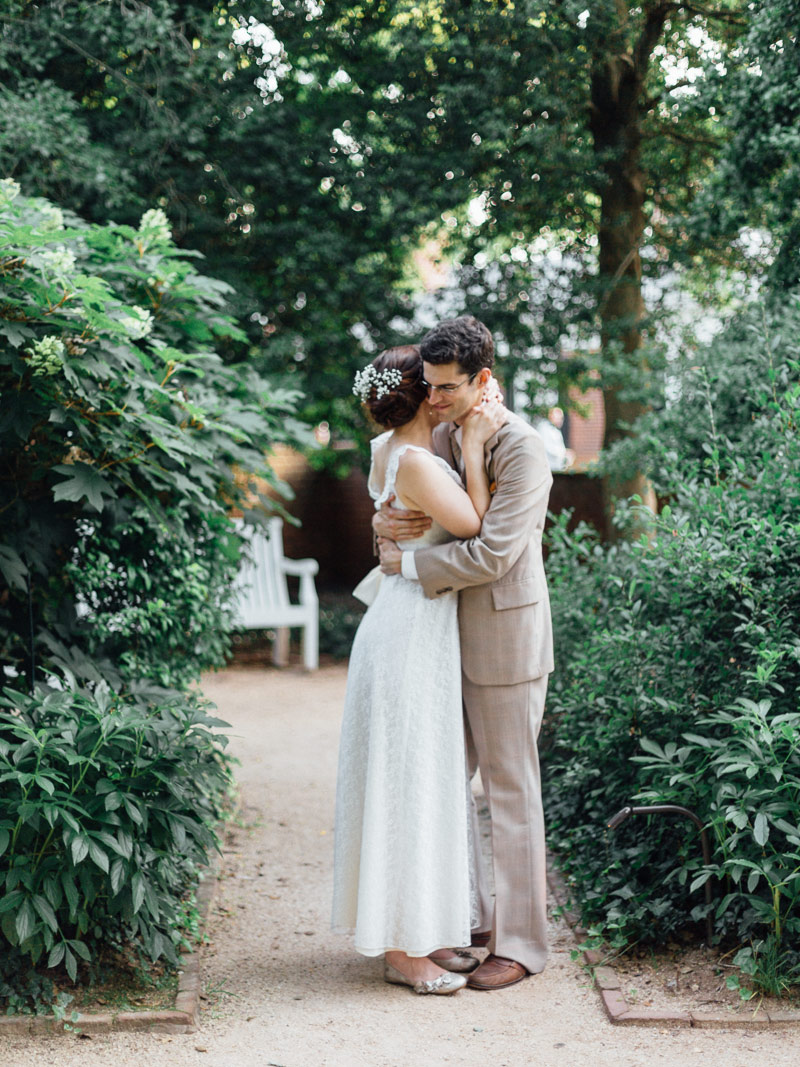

{"left": 589, "top": 9, "right": 668, "bottom": 521}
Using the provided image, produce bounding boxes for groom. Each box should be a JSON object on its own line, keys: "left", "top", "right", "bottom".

{"left": 375, "top": 315, "right": 554, "bottom": 990}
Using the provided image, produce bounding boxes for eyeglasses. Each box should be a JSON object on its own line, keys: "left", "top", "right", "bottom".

{"left": 421, "top": 372, "right": 478, "bottom": 396}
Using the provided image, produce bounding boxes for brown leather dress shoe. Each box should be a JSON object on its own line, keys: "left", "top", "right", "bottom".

{"left": 470, "top": 930, "right": 491, "bottom": 948}
{"left": 467, "top": 954, "right": 528, "bottom": 990}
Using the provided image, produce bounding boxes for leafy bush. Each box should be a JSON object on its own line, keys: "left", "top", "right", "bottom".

{"left": 0, "top": 677, "right": 230, "bottom": 998}
{"left": 543, "top": 298, "right": 800, "bottom": 984}
{"left": 599, "top": 299, "right": 800, "bottom": 497}
{"left": 0, "top": 181, "right": 309, "bottom": 1008}
{"left": 0, "top": 181, "right": 307, "bottom": 689}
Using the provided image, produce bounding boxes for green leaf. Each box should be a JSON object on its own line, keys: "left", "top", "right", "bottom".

{"left": 15, "top": 898, "right": 36, "bottom": 942}
{"left": 42, "top": 876, "right": 60, "bottom": 910}
{"left": 115, "top": 829, "right": 133, "bottom": 859}
{"left": 131, "top": 872, "right": 145, "bottom": 915}
{"left": 0, "top": 829, "right": 9, "bottom": 857}
{"left": 70, "top": 939, "right": 91, "bottom": 962}
{"left": 33, "top": 894, "right": 58, "bottom": 931}
{"left": 639, "top": 737, "right": 665, "bottom": 759}
{"left": 753, "top": 812, "right": 769, "bottom": 847}
{"left": 61, "top": 872, "right": 79, "bottom": 918}
{"left": 0, "top": 546, "right": 28, "bottom": 591}
{"left": 64, "top": 946, "right": 77, "bottom": 982}
{"left": 87, "top": 840, "right": 109, "bottom": 873}
{"left": 0, "top": 321, "right": 35, "bottom": 347}
{"left": 0, "top": 890, "right": 23, "bottom": 914}
{"left": 689, "top": 870, "right": 713, "bottom": 893}
{"left": 48, "top": 942, "right": 66, "bottom": 968}
{"left": 109, "top": 857, "right": 126, "bottom": 895}
{"left": 121, "top": 796, "right": 144, "bottom": 825}
{"left": 52, "top": 463, "right": 117, "bottom": 512}
{"left": 70, "top": 836, "right": 89, "bottom": 865}
{"left": 150, "top": 930, "right": 165, "bottom": 962}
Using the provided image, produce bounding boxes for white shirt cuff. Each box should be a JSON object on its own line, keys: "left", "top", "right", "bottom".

{"left": 400, "top": 551, "right": 419, "bottom": 581}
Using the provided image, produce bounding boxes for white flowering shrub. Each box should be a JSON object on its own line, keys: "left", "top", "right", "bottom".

{"left": 0, "top": 178, "right": 20, "bottom": 204}
{"left": 0, "top": 189, "right": 308, "bottom": 686}
{"left": 137, "top": 207, "right": 171, "bottom": 249}
{"left": 37, "top": 245, "right": 77, "bottom": 278}
{"left": 24, "top": 335, "right": 65, "bottom": 376}
{"left": 0, "top": 189, "right": 310, "bottom": 1006}
{"left": 118, "top": 304, "right": 154, "bottom": 339}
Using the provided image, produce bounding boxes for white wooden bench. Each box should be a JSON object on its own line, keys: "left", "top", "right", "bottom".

{"left": 232, "top": 517, "right": 319, "bottom": 670}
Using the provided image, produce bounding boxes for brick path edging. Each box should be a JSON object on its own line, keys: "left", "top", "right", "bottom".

{"left": 0, "top": 868, "right": 216, "bottom": 1037}
{"left": 546, "top": 859, "right": 800, "bottom": 1029}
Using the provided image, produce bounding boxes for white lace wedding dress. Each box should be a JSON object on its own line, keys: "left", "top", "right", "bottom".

{"left": 331, "top": 433, "right": 474, "bottom": 957}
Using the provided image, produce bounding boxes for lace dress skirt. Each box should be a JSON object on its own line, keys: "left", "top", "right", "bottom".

{"left": 331, "top": 571, "right": 473, "bottom": 957}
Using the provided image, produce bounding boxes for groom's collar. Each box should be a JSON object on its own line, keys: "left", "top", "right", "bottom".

{"left": 450, "top": 420, "right": 505, "bottom": 448}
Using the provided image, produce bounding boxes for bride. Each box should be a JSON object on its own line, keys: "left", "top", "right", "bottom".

{"left": 331, "top": 344, "right": 504, "bottom": 995}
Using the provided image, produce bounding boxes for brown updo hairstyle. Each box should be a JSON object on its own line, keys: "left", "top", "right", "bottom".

{"left": 361, "top": 345, "right": 428, "bottom": 429}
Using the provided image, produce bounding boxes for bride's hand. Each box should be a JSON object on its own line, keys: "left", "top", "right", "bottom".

{"left": 461, "top": 384, "right": 507, "bottom": 449}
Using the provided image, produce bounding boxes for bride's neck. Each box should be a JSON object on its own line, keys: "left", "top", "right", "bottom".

{"left": 390, "top": 406, "right": 434, "bottom": 447}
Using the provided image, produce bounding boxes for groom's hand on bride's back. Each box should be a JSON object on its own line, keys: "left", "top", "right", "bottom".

{"left": 372, "top": 494, "right": 432, "bottom": 542}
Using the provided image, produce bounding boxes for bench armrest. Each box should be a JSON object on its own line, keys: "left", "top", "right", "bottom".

{"left": 282, "top": 558, "right": 319, "bottom": 578}
{"left": 281, "top": 556, "right": 318, "bottom": 605}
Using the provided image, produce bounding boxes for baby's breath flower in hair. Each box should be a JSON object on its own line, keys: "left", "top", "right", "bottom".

{"left": 353, "top": 364, "right": 403, "bottom": 402}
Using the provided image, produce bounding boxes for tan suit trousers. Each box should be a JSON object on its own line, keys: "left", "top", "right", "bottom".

{"left": 464, "top": 672, "right": 549, "bottom": 975}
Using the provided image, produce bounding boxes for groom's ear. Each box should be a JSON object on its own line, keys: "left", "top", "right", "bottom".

{"left": 476, "top": 367, "right": 492, "bottom": 386}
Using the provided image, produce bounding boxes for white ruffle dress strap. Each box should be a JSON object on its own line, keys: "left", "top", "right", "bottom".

{"left": 367, "top": 431, "right": 393, "bottom": 500}
{"left": 374, "top": 443, "right": 432, "bottom": 509}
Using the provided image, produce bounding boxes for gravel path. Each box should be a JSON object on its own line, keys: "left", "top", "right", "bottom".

{"left": 3, "top": 664, "right": 800, "bottom": 1067}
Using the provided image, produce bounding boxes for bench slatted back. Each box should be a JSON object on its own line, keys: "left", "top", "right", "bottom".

{"left": 235, "top": 518, "right": 290, "bottom": 626}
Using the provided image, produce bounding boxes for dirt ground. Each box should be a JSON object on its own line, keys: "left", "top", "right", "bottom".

{"left": 3, "top": 664, "right": 800, "bottom": 1067}
{"left": 610, "top": 940, "right": 800, "bottom": 1017}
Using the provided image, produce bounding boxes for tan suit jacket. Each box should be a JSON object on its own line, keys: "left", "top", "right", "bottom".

{"left": 413, "top": 412, "right": 554, "bottom": 687}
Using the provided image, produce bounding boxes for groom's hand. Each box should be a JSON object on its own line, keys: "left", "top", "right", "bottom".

{"left": 373, "top": 494, "right": 432, "bottom": 542}
{"left": 378, "top": 538, "right": 403, "bottom": 575}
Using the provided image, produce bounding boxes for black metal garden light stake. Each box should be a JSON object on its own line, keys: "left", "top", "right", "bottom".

{"left": 606, "top": 803, "right": 714, "bottom": 948}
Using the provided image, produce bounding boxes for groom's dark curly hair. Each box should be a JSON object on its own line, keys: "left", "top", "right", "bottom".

{"left": 419, "top": 315, "right": 494, "bottom": 374}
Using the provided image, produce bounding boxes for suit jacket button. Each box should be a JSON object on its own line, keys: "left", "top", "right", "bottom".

{"left": 436, "top": 586, "right": 453, "bottom": 595}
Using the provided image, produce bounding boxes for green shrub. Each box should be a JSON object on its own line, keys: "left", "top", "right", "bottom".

{"left": 0, "top": 676, "right": 231, "bottom": 1003}
{"left": 543, "top": 297, "right": 800, "bottom": 983}
{"left": 0, "top": 182, "right": 309, "bottom": 1008}
{"left": 0, "top": 181, "right": 307, "bottom": 689}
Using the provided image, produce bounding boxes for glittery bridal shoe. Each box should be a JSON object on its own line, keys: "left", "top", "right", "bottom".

{"left": 384, "top": 962, "right": 468, "bottom": 995}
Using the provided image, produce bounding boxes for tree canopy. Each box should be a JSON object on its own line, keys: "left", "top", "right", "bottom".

{"left": 1, "top": 1, "right": 795, "bottom": 450}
